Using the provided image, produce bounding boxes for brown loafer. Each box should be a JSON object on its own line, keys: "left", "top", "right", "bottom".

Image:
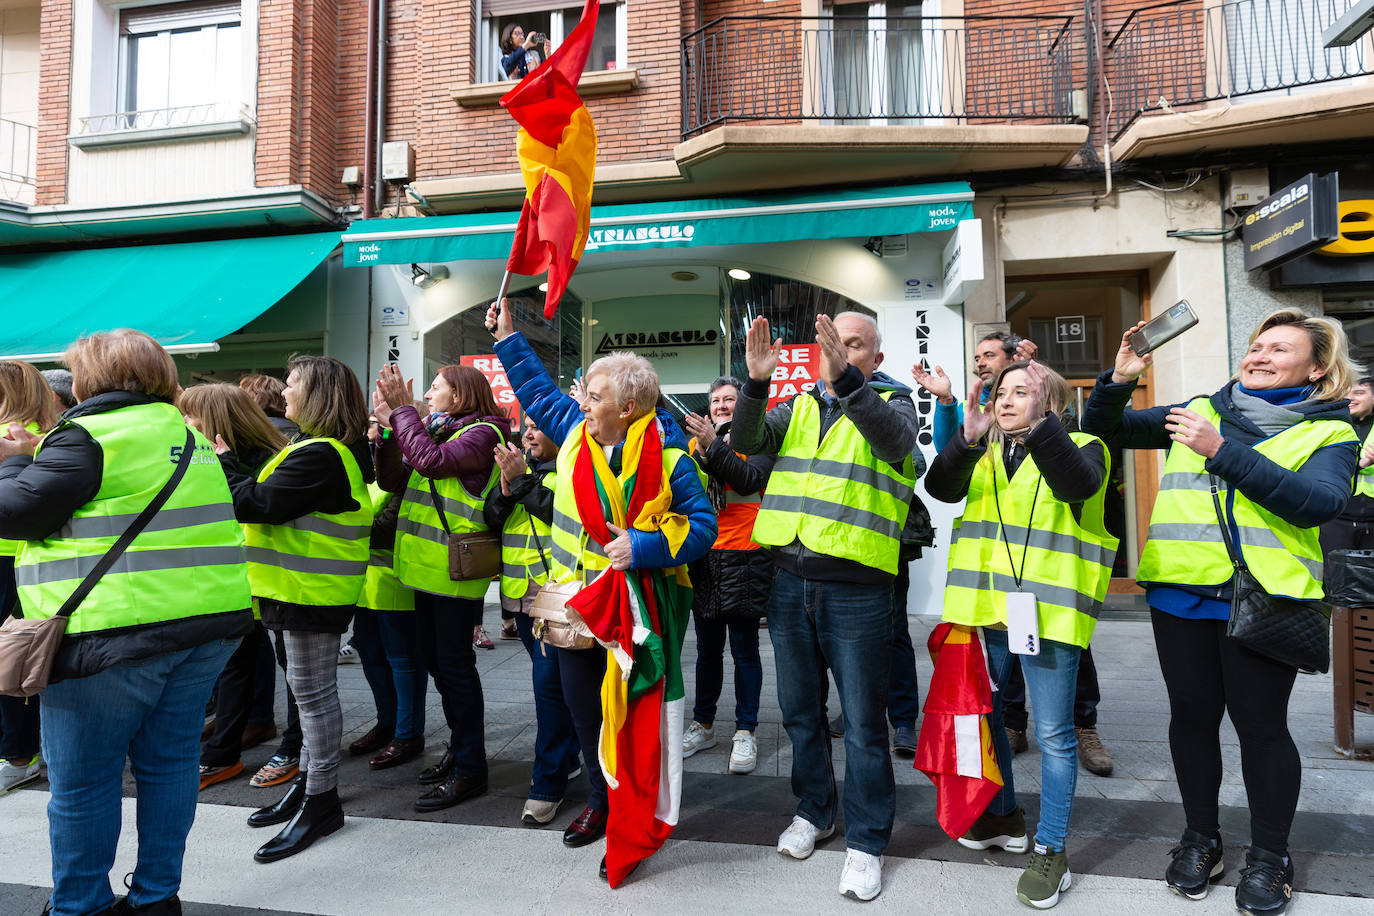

{"left": 562, "top": 804, "right": 608, "bottom": 848}
{"left": 413, "top": 773, "right": 487, "bottom": 812}
{"left": 370, "top": 737, "right": 425, "bottom": 770}
{"left": 348, "top": 725, "right": 393, "bottom": 757}
{"left": 241, "top": 720, "right": 278, "bottom": 752}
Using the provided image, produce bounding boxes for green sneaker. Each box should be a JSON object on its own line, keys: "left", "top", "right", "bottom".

{"left": 1017, "top": 844, "right": 1072, "bottom": 909}
{"left": 957, "top": 806, "right": 1029, "bottom": 853}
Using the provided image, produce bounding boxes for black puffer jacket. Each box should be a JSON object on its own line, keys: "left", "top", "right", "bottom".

{"left": 689, "top": 427, "right": 775, "bottom": 623}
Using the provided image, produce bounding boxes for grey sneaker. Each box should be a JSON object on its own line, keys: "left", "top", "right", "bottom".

{"left": 682, "top": 721, "right": 716, "bottom": 758}
{"left": 0, "top": 755, "right": 42, "bottom": 794}
{"left": 1017, "top": 844, "right": 1072, "bottom": 909}
{"left": 957, "top": 806, "right": 1029, "bottom": 853}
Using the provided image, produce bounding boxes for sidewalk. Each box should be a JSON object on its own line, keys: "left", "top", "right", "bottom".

{"left": 3, "top": 598, "right": 1372, "bottom": 914}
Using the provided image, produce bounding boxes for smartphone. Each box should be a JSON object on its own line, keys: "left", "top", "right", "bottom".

{"left": 1129, "top": 300, "right": 1198, "bottom": 357}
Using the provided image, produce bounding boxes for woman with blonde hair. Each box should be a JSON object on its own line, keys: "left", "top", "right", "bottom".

{"left": 0, "top": 330, "right": 252, "bottom": 914}
{"left": 216, "top": 356, "right": 374, "bottom": 863}
{"left": 926, "top": 359, "right": 1117, "bottom": 909}
{"left": 1083, "top": 308, "right": 1358, "bottom": 914}
{"left": 180, "top": 384, "right": 288, "bottom": 791}
{"left": 0, "top": 361, "right": 60, "bottom": 796}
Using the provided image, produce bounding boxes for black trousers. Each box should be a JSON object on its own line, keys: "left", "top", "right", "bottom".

{"left": 556, "top": 643, "right": 608, "bottom": 812}
{"left": 0, "top": 558, "right": 40, "bottom": 761}
{"left": 201, "top": 624, "right": 263, "bottom": 766}
{"left": 1000, "top": 645, "right": 1102, "bottom": 731}
{"left": 414, "top": 590, "right": 487, "bottom": 780}
{"left": 1150, "top": 609, "right": 1300, "bottom": 856}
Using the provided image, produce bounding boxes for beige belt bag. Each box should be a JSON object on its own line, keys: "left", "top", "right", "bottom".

{"left": 527, "top": 579, "right": 597, "bottom": 651}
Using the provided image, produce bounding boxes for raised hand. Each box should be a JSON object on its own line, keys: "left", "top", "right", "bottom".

{"left": 212, "top": 434, "right": 231, "bottom": 457}
{"left": 376, "top": 363, "right": 414, "bottom": 411}
{"left": 815, "top": 314, "right": 849, "bottom": 384}
{"left": 912, "top": 362, "right": 954, "bottom": 404}
{"left": 745, "top": 316, "right": 782, "bottom": 383}
{"left": 962, "top": 378, "right": 994, "bottom": 445}
{"left": 1023, "top": 360, "right": 1050, "bottom": 420}
{"left": 493, "top": 441, "right": 529, "bottom": 495}
{"left": 570, "top": 376, "right": 587, "bottom": 407}
{"left": 1014, "top": 338, "right": 1039, "bottom": 362}
{"left": 371, "top": 387, "right": 393, "bottom": 427}
{"left": 485, "top": 297, "right": 515, "bottom": 341}
{"left": 682, "top": 412, "right": 716, "bottom": 450}
{"left": 1113, "top": 321, "right": 1153, "bottom": 384}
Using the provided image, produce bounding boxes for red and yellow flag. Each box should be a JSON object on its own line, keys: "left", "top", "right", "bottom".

{"left": 499, "top": 0, "right": 600, "bottom": 318}
{"left": 914, "top": 623, "right": 1004, "bottom": 839}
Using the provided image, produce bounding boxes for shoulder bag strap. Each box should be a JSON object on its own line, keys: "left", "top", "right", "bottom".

{"left": 55, "top": 428, "right": 198, "bottom": 619}
{"left": 527, "top": 498, "right": 552, "bottom": 576}
{"left": 1208, "top": 473, "right": 1246, "bottom": 574}
{"left": 427, "top": 477, "right": 453, "bottom": 537}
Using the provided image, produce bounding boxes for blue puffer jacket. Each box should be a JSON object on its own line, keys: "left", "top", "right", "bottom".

{"left": 494, "top": 332, "right": 717, "bottom": 569}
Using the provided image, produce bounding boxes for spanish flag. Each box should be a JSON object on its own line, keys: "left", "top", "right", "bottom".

{"left": 499, "top": 0, "right": 600, "bottom": 318}
{"left": 914, "top": 623, "right": 1005, "bottom": 839}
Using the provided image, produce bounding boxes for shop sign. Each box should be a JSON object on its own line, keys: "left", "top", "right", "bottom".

{"left": 590, "top": 295, "right": 723, "bottom": 387}
{"left": 460, "top": 355, "right": 520, "bottom": 431}
{"left": 1242, "top": 173, "right": 1340, "bottom": 271}
{"left": 941, "top": 219, "right": 984, "bottom": 306}
{"left": 768, "top": 345, "right": 820, "bottom": 409}
{"left": 1273, "top": 168, "right": 1374, "bottom": 288}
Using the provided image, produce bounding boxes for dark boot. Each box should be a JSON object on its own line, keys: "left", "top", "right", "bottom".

{"left": 112, "top": 896, "right": 183, "bottom": 914}
{"left": 247, "top": 776, "right": 306, "bottom": 828}
{"left": 253, "top": 788, "right": 344, "bottom": 864}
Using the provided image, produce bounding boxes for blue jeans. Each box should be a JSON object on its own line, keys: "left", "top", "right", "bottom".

{"left": 41, "top": 638, "right": 236, "bottom": 916}
{"left": 984, "top": 629, "right": 1081, "bottom": 851}
{"left": 692, "top": 613, "right": 763, "bottom": 732}
{"left": 515, "top": 610, "right": 580, "bottom": 801}
{"left": 353, "top": 609, "right": 428, "bottom": 741}
{"left": 768, "top": 567, "right": 895, "bottom": 856}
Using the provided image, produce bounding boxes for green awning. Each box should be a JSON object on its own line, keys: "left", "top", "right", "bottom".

{"left": 0, "top": 232, "right": 340, "bottom": 360}
{"left": 341, "top": 181, "right": 973, "bottom": 267}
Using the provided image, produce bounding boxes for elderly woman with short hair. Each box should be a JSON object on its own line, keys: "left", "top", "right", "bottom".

{"left": 487, "top": 298, "right": 716, "bottom": 884}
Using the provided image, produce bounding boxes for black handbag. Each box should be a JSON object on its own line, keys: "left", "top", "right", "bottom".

{"left": 1324, "top": 549, "right": 1374, "bottom": 608}
{"left": 1209, "top": 475, "right": 1331, "bottom": 674}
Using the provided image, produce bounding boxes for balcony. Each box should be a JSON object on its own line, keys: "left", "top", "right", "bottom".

{"left": 0, "top": 118, "right": 35, "bottom": 187}
{"left": 1107, "top": 0, "right": 1374, "bottom": 158}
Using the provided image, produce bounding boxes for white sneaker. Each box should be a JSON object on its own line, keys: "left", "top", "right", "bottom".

{"left": 776, "top": 815, "right": 835, "bottom": 859}
{"left": 728, "top": 729, "right": 757, "bottom": 774}
{"left": 337, "top": 643, "right": 360, "bottom": 664}
{"left": 838, "top": 848, "right": 883, "bottom": 901}
{"left": 0, "top": 755, "right": 42, "bottom": 795}
{"left": 682, "top": 721, "right": 716, "bottom": 758}
{"left": 521, "top": 797, "right": 562, "bottom": 825}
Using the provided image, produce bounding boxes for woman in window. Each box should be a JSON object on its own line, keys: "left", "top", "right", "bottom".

{"left": 500, "top": 22, "right": 551, "bottom": 80}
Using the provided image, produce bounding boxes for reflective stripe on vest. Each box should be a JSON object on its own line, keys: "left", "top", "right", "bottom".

{"left": 393, "top": 421, "right": 503, "bottom": 598}
{"left": 547, "top": 420, "right": 691, "bottom": 585}
{"left": 15, "top": 403, "right": 251, "bottom": 634}
{"left": 750, "top": 391, "right": 915, "bottom": 575}
{"left": 1136, "top": 398, "right": 1356, "bottom": 600}
{"left": 501, "top": 471, "right": 555, "bottom": 599}
{"left": 941, "top": 432, "right": 1118, "bottom": 649}
{"left": 244, "top": 438, "right": 372, "bottom": 606}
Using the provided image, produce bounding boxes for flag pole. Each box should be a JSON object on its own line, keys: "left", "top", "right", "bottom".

{"left": 496, "top": 269, "right": 512, "bottom": 307}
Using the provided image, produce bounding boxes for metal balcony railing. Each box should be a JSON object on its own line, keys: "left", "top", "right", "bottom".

{"left": 681, "top": 15, "right": 1082, "bottom": 138}
{"left": 1106, "top": 0, "right": 1374, "bottom": 139}
{"left": 77, "top": 102, "right": 253, "bottom": 135}
{"left": 0, "top": 118, "right": 36, "bottom": 184}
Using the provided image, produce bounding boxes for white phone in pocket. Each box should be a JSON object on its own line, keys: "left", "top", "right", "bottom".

{"left": 1006, "top": 592, "right": 1040, "bottom": 656}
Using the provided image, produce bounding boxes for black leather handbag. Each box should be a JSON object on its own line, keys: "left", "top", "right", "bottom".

{"left": 1209, "top": 476, "right": 1330, "bottom": 674}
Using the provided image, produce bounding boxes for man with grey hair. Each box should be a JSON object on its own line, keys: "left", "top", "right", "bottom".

{"left": 732, "top": 310, "right": 919, "bottom": 902}
{"left": 41, "top": 368, "right": 76, "bottom": 410}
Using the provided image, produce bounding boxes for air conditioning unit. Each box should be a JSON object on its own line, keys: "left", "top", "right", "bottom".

{"left": 381, "top": 142, "right": 415, "bottom": 182}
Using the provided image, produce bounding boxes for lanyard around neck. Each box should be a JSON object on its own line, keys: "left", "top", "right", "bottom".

{"left": 990, "top": 442, "right": 1042, "bottom": 590}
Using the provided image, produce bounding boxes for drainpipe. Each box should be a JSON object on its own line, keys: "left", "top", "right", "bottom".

{"left": 373, "top": 0, "right": 389, "bottom": 216}
{"left": 363, "top": 0, "right": 377, "bottom": 218}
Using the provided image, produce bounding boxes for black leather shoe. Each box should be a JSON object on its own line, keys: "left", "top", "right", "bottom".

{"left": 599, "top": 856, "right": 639, "bottom": 884}
{"left": 348, "top": 725, "right": 393, "bottom": 756}
{"left": 1165, "top": 829, "right": 1224, "bottom": 900}
{"left": 254, "top": 788, "right": 344, "bottom": 864}
{"left": 562, "top": 805, "right": 608, "bottom": 848}
{"left": 1235, "top": 847, "right": 1294, "bottom": 915}
{"left": 417, "top": 744, "right": 457, "bottom": 786}
{"left": 247, "top": 777, "right": 306, "bottom": 828}
{"left": 112, "top": 896, "right": 182, "bottom": 915}
{"left": 413, "top": 772, "right": 486, "bottom": 812}
{"left": 370, "top": 736, "right": 425, "bottom": 770}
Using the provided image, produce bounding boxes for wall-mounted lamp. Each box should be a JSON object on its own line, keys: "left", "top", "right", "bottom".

{"left": 727, "top": 268, "right": 751, "bottom": 281}
{"left": 863, "top": 237, "right": 884, "bottom": 258}
{"left": 538, "top": 282, "right": 549, "bottom": 292}
{"left": 410, "top": 263, "right": 449, "bottom": 289}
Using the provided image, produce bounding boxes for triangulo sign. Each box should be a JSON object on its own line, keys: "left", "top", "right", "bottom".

{"left": 594, "top": 329, "right": 718, "bottom": 352}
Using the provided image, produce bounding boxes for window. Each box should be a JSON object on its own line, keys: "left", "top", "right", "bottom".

{"left": 1222, "top": 0, "right": 1364, "bottom": 98}
{"left": 117, "top": 1, "right": 242, "bottom": 128}
{"left": 479, "top": 0, "right": 625, "bottom": 83}
{"left": 821, "top": 0, "right": 930, "bottom": 125}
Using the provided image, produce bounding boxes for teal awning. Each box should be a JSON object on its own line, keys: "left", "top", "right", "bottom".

{"left": 341, "top": 181, "right": 973, "bottom": 267}
{"left": 0, "top": 232, "right": 340, "bottom": 360}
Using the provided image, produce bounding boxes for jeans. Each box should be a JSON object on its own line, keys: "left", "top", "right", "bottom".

{"left": 0, "top": 557, "right": 40, "bottom": 761}
{"left": 514, "top": 607, "right": 580, "bottom": 801}
{"left": 768, "top": 567, "right": 895, "bottom": 856}
{"left": 887, "top": 562, "right": 920, "bottom": 729}
{"left": 1000, "top": 645, "right": 1102, "bottom": 731}
{"left": 557, "top": 644, "right": 609, "bottom": 812}
{"left": 352, "top": 609, "right": 428, "bottom": 741}
{"left": 414, "top": 590, "right": 487, "bottom": 780}
{"left": 691, "top": 614, "right": 763, "bottom": 732}
{"left": 984, "top": 629, "right": 1081, "bottom": 851}
{"left": 41, "top": 638, "right": 236, "bottom": 916}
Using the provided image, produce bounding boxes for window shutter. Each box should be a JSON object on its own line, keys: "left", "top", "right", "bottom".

{"left": 121, "top": 1, "right": 241, "bottom": 35}
{"left": 482, "top": 0, "right": 609, "bottom": 18}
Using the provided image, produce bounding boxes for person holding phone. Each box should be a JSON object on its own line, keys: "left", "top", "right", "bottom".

{"left": 925, "top": 360, "right": 1116, "bottom": 910}
{"left": 1082, "top": 309, "right": 1358, "bottom": 913}
{"left": 499, "top": 23, "right": 551, "bottom": 80}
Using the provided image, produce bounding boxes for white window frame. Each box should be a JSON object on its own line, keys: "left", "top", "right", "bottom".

{"left": 819, "top": 0, "right": 941, "bottom": 126}
{"left": 477, "top": 0, "right": 626, "bottom": 85}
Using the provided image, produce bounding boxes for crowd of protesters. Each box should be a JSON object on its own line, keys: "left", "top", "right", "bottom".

{"left": 0, "top": 301, "right": 1356, "bottom": 916}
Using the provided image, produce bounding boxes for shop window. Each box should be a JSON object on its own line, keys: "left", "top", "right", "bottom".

{"left": 114, "top": 1, "right": 243, "bottom": 130}
{"left": 479, "top": 0, "right": 625, "bottom": 83}
{"left": 722, "top": 270, "right": 875, "bottom": 381}
{"left": 431, "top": 288, "right": 583, "bottom": 394}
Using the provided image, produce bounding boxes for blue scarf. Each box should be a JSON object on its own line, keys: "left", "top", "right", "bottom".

{"left": 1235, "top": 382, "right": 1315, "bottom": 406}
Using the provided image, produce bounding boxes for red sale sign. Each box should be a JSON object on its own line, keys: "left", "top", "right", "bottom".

{"left": 461, "top": 354, "right": 521, "bottom": 431}
{"left": 768, "top": 344, "right": 820, "bottom": 410}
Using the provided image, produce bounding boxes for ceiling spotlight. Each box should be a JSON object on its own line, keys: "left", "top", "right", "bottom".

{"left": 727, "top": 268, "right": 751, "bottom": 281}
{"left": 863, "top": 237, "right": 884, "bottom": 257}
{"left": 538, "top": 282, "right": 549, "bottom": 292}
{"left": 671, "top": 271, "right": 699, "bottom": 282}
{"left": 410, "top": 263, "right": 449, "bottom": 289}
